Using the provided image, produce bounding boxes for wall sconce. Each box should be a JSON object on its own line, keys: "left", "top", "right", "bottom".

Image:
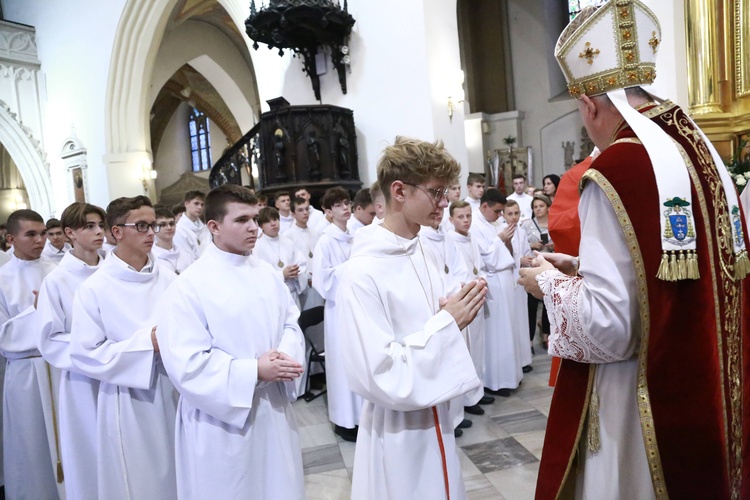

{"left": 140, "top": 164, "right": 157, "bottom": 193}
{"left": 448, "top": 70, "right": 466, "bottom": 124}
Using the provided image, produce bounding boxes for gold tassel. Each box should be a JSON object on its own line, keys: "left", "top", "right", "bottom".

{"left": 735, "top": 250, "right": 750, "bottom": 280}
{"left": 669, "top": 251, "right": 679, "bottom": 281}
{"left": 688, "top": 250, "right": 700, "bottom": 280}
{"left": 656, "top": 252, "right": 671, "bottom": 281}
{"left": 587, "top": 385, "right": 601, "bottom": 454}
{"left": 677, "top": 251, "right": 687, "bottom": 280}
{"left": 57, "top": 460, "right": 64, "bottom": 483}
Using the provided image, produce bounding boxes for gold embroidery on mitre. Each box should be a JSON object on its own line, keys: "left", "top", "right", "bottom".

{"left": 579, "top": 42, "right": 601, "bottom": 65}
{"left": 555, "top": 0, "right": 662, "bottom": 98}
{"left": 649, "top": 31, "right": 660, "bottom": 53}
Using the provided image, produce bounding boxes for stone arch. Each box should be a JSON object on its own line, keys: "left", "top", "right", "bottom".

{"left": 104, "top": 0, "right": 257, "bottom": 193}
{"left": 0, "top": 100, "right": 54, "bottom": 217}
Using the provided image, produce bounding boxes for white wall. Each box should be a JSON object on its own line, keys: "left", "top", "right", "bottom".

{"left": 4, "top": 0, "right": 126, "bottom": 211}
{"left": 250, "top": 0, "right": 469, "bottom": 189}
{"left": 641, "top": 0, "right": 688, "bottom": 109}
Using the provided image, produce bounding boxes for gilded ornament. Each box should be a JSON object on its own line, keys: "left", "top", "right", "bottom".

{"left": 648, "top": 31, "right": 660, "bottom": 53}
{"left": 587, "top": 82, "right": 598, "bottom": 92}
{"left": 607, "top": 76, "right": 617, "bottom": 86}
{"left": 625, "top": 51, "right": 635, "bottom": 62}
{"left": 620, "top": 7, "right": 629, "bottom": 17}
{"left": 578, "top": 42, "right": 601, "bottom": 65}
{"left": 623, "top": 29, "right": 632, "bottom": 40}
{"left": 628, "top": 71, "right": 638, "bottom": 81}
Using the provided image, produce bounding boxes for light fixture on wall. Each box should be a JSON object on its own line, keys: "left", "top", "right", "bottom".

{"left": 140, "top": 163, "right": 157, "bottom": 193}
{"left": 448, "top": 70, "right": 466, "bottom": 124}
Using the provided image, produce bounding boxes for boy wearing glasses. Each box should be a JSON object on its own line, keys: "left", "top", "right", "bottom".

{"left": 337, "top": 137, "right": 487, "bottom": 499}
{"left": 0, "top": 209, "right": 58, "bottom": 499}
{"left": 37, "top": 202, "right": 107, "bottom": 499}
{"left": 152, "top": 206, "right": 191, "bottom": 274}
{"left": 156, "top": 184, "right": 306, "bottom": 499}
{"left": 70, "top": 196, "right": 178, "bottom": 500}
{"left": 312, "top": 186, "right": 362, "bottom": 442}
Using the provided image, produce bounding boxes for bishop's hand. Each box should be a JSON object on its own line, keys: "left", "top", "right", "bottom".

{"left": 518, "top": 253, "right": 555, "bottom": 299}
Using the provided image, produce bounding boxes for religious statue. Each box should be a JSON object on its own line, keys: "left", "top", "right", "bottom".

{"left": 273, "top": 128, "right": 287, "bottom": 181}
{"left": 338, "top": 131, "right": 351, "bottom": 179}
{"left": 306, "top": 131, "right": 321, "bottom": 181}
{"left": 562, "top": 140, "right": 575, "bottom": 169}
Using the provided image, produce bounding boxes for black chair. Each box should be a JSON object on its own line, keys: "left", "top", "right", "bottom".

{"left": 298, "top": 306, "right": 326, "bottom": 402}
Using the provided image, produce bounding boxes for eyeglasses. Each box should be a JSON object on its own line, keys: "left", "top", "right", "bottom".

{"left": 402, "top": 182, "right": 450, "bottom": 203}
{"left": 332, "top": 200, "right": 352, "bottom": 209}
{"left": 116, "top": 222, "right": 161, "bottom": 233}
{"left": 156, "top": 221, "right": 176, "bottom": 228}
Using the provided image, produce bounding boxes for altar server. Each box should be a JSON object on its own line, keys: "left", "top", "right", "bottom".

{"left": 287, "top": 196, "right": 324, "bottom": 310}
{"left": 42, "top": 218, "right": 71, "bottom": 264}
{"left": 37, "top": 202, "right": 106, "bottom": 500}
{"left": 254, "top": 206, "right": 307, "bottom": 306}
{"left": 157, "top": 184, "right": 306, "bottom": 500}
{"left": 152, "top": 206, "right": 192, "bottom": 274}
{"left": 0, "top": 209, "right": 58, "bottom": 499}
{"left": 472, "top": 188, "right": 523, "bottom": 396}
{"left": 312, "top": 186, "right": 362, "bottom": 442}
{"left": 70, "top": 195, "right": 178, "bottom": 500}
{"left": 174, "top": 190, "right": 210, "bottom": 261}
{"left": 339, "top": 137, "right": 487, "bottom": 499}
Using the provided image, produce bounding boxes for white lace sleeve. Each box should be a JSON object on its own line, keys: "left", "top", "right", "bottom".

{"left": 537, "top": 270, "right": 624, "bottom": 364}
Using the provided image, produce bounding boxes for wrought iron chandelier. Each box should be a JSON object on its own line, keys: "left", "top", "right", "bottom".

{"left": 246, "top": 0, "right": 356, "bottom": 102}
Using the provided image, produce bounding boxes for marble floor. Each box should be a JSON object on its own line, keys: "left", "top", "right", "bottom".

{"left": 293, "top": 343, "right": 555, "bottom": 500}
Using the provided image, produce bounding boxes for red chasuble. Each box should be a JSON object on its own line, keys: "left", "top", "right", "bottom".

{"left": 536, "top": 101, "right": 750, "bottom": 499}
{"left": 546, "top": 156, "right": 594, "bottom": 387}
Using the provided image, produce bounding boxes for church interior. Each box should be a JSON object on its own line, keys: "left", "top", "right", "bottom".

{"left": 1, "top": 0, "right": 749, "bottom": 498}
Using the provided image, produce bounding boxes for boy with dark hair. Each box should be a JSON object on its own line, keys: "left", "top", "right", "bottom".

{"left": 294, "top": 187, "right": 327, "bottom": 231}
{"left": 174, "top": 190, "right": 209, "bottom": 262}
{"left": 0, "top": 209, "right": 59, "bottom": 499}
{"left": 157, "top": 184, "right": 305, "bottom": 499}
{"left": 37, "top": 202, "right": 107, "bottom": 499}
{"left": 152, "top": 206, "right": 191, "bottom": 274}
{"left": 338, "top": 137, "right": 487, "bottom": 498}
{"left": 312, "top": 186, "right": 361, "bottom": 441}
{"left": 70, "top": 196, "right": 178, "bottom": 499}
{"left": 254, "top": 206, "right": 307, "bottom": 305}
{"left": 473, "top": 188, "right": 523, "bottom": 396}
{"left": 274, "top": 190, "right": 294, "bottom": 233}
{"left": 506, "top": 174, "right": 533, "bottom": 221}
{"left": 464, "top": 172, "right": 486, "bottom": 211}
{"left": 43, "top": 217, "right": 71, "bottom": 264}
{"left": 346, "top": 188, "right": 376, "bottom": 235}
{"left": 255, "top": 193, "right": 268, "bottom": 209}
